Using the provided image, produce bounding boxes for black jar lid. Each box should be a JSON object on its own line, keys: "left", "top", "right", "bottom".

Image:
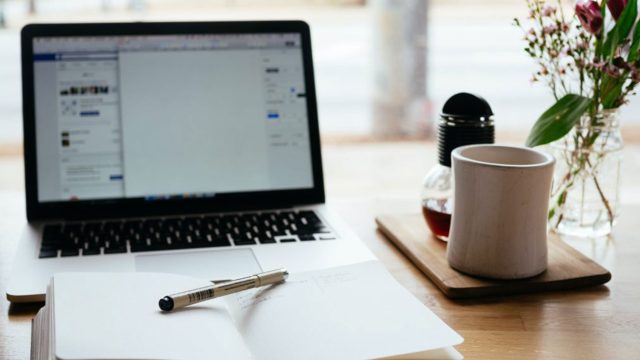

{"left": 438, "top": 92, "right": 495, "bottom": 167}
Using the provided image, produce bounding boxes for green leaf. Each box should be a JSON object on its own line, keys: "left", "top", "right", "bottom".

{"left": 601, "top": 74, "right": 625, "bottom": 108}
{"left": 525, "top": 94, "right": 592, "bottom": 147}
{"left": 602, "top": 0, "right": 638, "bottom": 58}
{"left": 628, "top": 12, "right": 640, "bottom": 61}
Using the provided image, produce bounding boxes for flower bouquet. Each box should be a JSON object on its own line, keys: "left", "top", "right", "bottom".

{"left": 515, "top": 0, "right": 639, "bottom": 237}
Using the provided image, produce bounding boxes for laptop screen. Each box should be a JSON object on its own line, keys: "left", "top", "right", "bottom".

{"left": 32, "top": 33, "right": 314, "bottom": 203}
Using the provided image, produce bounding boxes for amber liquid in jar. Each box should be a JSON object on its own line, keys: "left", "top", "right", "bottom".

{"left": 422, "top": 199, "right": 452, "bottom": 241}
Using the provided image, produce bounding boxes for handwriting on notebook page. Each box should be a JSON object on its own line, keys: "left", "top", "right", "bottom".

{"left": 235, "top": 287, "right": 285, "bottom": 311}
{"left": 234, "top": 270, "right": 358, "bottom": 310}
{"left": 312, "top": 270, "right": 358, "bottom": 288}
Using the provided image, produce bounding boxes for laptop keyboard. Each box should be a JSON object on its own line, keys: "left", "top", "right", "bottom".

{"left": 38, "top": 210, "right": 335, "bottom": 258}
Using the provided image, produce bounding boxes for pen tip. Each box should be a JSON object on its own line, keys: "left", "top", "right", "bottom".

{"left": 159, "top": 296, "right": 174, "bottom": 312}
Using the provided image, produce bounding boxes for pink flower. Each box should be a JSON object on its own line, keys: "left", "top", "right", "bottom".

{"left": 604, "top": 64, "right": 621, "bottom": 77}
{"left": 543, "top": 24, "right": 558, "bottom": 34}
{"left": 542, "top": 5, "right": 557, "bottom": 17}
{"left": 576, "top": 1, "right": 603, "bottom": 34}
{"left": 576, "top": 40, "right": 589, "bottom": 50}
{"left": 607, "top": 0, "right": 628, "bottom": 21}
{"left": 592, "top": 58, "right": 606, "bottom": 69}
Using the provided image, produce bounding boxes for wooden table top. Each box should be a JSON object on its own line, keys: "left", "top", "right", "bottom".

{"left": 1, "top": 191, "right": 639, "bottom": 359}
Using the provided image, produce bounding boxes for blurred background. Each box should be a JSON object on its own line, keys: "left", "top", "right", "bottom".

{"left": 0, "top": 0, "right": 639, "bottom": 149}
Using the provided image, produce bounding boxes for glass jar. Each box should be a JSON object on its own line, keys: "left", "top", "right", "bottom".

{"left": 421, "top": 164, "right": 453, "bottom": 241}
{"left": 548, "top": 109, "right": 623, "bottom": 238}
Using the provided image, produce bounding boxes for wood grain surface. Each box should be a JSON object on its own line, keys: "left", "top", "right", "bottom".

{"left": 376, "top": 214, "right": 611, "bottom": 299}
{"left": 2, "top": 194, "right": 640, "bottom": 359}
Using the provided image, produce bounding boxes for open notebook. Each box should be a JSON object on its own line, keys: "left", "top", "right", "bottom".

{"left": 31, "top": 261, "right": 463, "bottom": 359}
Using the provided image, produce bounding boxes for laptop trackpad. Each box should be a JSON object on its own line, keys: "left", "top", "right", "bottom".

{"left": 134, "top": 249, "right": 262, "bottom": 281}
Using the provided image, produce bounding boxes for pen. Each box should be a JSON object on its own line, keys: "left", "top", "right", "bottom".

{"left": 158, "top": 268, "right": 289, "bottom": 312}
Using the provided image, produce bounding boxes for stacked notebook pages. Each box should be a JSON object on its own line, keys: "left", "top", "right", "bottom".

{"left": 31, "top": 261, "right": 463, "bottom": 360}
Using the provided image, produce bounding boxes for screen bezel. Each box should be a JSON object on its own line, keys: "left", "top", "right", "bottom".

{"left": 22, "top": 21, "right": 325, "bottom": 221}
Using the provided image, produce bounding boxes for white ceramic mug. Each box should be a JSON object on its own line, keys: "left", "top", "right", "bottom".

{"left": 446, "top": 144, "right": 555, "bottom": 279}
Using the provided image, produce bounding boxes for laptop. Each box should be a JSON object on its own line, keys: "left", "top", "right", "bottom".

{"left": 7, "top": 21, "right": 375, "bottom": 303}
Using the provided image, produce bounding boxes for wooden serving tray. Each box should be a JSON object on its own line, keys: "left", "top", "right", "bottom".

{"left": 376, "top": 214, "right": 612, "bottom": 299}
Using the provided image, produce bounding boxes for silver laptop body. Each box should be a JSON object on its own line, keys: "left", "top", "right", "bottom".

{"left": 8, "top": 21, "right": 375, "bottom": 302}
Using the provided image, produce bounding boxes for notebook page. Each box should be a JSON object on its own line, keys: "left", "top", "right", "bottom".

{"left": 225, "top": 260, "right": 463, "bottom": 360}
{"left": 53, "top": 272, "right": 251, "bottom": 360}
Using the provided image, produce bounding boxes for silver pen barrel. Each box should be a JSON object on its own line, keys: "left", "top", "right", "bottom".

{"left": 159, "top": 268, "right": 288, "bottom": 311}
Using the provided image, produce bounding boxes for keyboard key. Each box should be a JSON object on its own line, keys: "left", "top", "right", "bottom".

{"left": 259, "top": 237, "right": 277, "bottom": 244}
{"left": 59, "top": 241, "right": 79, "bottom": 251}
{"left": 130, "top": 244, "right": 149, "bottom": 253}
{"left": 209, "top": 239, "right": 232, "bottom": 247}
{"left": 299, "top": 234, "right": 316, "bottom": 241}
{"left": 60, "top": 248, "right": 79, "bottom": 257}
{"left": 38, "top": 249, "right": 58, "bottom": 258}
{"left": 233, "top": 238, "right": 256, "bottom": 246}
{"left": 39, "top": 244, "right": 58, "bottom": 251}
{"left": 82, "top": 248, "right": 101, "bottom": 256}
{"left": 42, "top": 224, "right": 63, "bottom": 246}
{"left": 104, "top": 245, "right": 127, "bottom": 254}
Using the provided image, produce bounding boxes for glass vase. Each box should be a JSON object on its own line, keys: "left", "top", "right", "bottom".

{"left": 548, "top": 109, "right": 623, "bottom": 238}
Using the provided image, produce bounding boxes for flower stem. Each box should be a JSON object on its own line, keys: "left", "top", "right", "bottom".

{"left": 586, "top": 157, "right": 615, "bottom": 226}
